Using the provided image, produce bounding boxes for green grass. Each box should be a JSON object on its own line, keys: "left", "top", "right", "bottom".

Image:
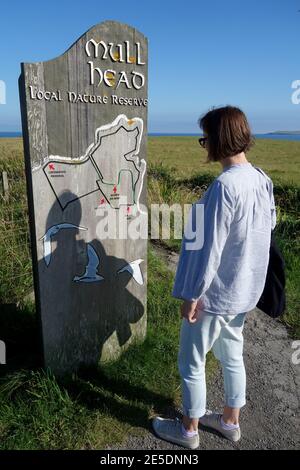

{"left": 0, "top": 246, "right": 216, "bottom": 449}
{"left": 0, "top": 137, "right": 201, "bottom": 448}
{"left": 0, "top": 136, "right": 299, "bottom": 448}
{"left": 148, "top": 136, "right": 300, "bottom": 186}
{"left": 0, "top": 138, "right": 32, "bottom": 303}
{"left": 274, "top": 213, "right": 300, "bottom": 338}
{"left": 1, "top": 136, "right": 298, "bottom": 333}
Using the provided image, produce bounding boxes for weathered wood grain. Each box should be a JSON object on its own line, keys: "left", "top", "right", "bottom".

{"left": 19, "top": 21, "right": 148, "bottom": 375}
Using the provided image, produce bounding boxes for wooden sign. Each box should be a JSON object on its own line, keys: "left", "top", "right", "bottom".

{"left": 19, "top": 21, "right": 148, "bottom": 374}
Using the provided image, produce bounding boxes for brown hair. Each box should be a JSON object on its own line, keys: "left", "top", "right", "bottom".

{"left": 199, "top": 105, "right": 254, "bottom": 162}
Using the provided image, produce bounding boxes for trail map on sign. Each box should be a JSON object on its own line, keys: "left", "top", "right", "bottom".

{"left": 39, "top": 115, "right": 146, "bottom": 213}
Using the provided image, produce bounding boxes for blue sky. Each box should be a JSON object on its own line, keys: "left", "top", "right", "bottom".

{"left": 0, "top": 0, "right": 299, "bottom": 133}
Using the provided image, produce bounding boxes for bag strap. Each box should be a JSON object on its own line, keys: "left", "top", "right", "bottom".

{"left": 253, "top": 165, "right": 269, "bottom": 179}
{"left": 253, "top": 165, "right": 275, "bottom": 233}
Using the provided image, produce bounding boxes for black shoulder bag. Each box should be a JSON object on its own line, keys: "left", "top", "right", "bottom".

{"left": 256, "top": 230, "right": 286, "bottom": 318}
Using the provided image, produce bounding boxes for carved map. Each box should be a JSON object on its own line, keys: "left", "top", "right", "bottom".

{"left": 37, "top": 114, "right": 146, "bottom": 213}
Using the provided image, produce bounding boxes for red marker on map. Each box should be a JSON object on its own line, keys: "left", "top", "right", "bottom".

{"left": 49, "top": 163, "right": 55, "bottom": 171}
{"left": 127, "top": 206, "right": 131, "bottom": 213}
{"left": 100, "top": 198, "right": 105, "bottom": 205}
{"left": 113, "top": 185, "right": 117, "bottom": 194}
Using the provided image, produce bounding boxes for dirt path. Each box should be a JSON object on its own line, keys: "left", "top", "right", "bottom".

{"left": 109, "top": 245, "right": 300, "bottom": 450}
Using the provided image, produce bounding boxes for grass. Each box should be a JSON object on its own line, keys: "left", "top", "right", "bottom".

{"left": 148, "top": 136, "right": 300, "bottom": 186}
{"left": 0, "top": 136, "right": 299, "bottom": 448}
{"left": 0, "top": 138, "right": 32, "bottom": 303}
{"left": 273, "top": 212, "right": 300, "bottom": 338}
{"left": 0, "top": 246, "right": 216, "bottom": 450}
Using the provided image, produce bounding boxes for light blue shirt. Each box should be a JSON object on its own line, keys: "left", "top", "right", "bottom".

{"left": 172, "top": 162, "right": 276, "bottom": 314}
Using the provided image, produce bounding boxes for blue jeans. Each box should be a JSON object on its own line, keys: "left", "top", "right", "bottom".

{"left": 178, "top": 310, "right": 247, "bottom": 418}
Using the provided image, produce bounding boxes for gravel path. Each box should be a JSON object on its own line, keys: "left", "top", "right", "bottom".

{"left": 108, "top": 245, "right": 300, "bottom": 450}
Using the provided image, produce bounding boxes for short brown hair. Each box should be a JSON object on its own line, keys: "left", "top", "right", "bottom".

{"left": 199, "top": 106, "right": 254, "bottom": 162}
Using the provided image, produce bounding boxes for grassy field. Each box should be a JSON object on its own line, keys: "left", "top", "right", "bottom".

{"left": 1, "top": 136, "right": 300, "bottom": 185}
{"left": 148, "top": 136, "right": 300, "bottom": 186}
{"left": 0, "top": 136, "right": 299, "bottom": 448}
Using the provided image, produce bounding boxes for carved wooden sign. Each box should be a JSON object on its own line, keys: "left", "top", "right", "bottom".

{"left": 19, "top": 21, "right": 148, "bottom": 374}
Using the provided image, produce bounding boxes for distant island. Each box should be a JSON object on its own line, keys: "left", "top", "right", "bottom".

{"left": 267, "top": 130, "right": 300, "bottom": 135}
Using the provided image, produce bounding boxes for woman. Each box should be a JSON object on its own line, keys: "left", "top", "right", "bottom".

{"left": 152, "top": 105, "right": 276, "bottom": 449}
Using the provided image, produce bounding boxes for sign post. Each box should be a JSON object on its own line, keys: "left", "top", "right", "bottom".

{"left": 19, "top": 21, "right": 148, "bottom": 374}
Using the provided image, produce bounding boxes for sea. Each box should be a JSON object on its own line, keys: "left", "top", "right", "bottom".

{"left": 1, "top": 131, "right": 300, "bottom": 141}
{"left": 149, "top": 133, "right": 300, "bottom": 141}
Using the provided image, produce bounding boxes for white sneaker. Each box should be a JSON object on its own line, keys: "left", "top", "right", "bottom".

{"left": 199, "top": 410, "right": 241, "bottom": 442}
{"left": 152, "top": 416, "right": 199, "bottom": 449}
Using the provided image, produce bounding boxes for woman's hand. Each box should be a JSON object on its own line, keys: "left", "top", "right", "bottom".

{"left": 180, "top": 299, "right": 201, "bottom": 323}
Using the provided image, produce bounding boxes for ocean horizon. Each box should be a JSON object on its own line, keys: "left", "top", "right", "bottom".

{"left": 148, "top": 133, "right": 300, "bottom": 141}
{"left": 1, "top": 131, "right": 300, "bottom": 142}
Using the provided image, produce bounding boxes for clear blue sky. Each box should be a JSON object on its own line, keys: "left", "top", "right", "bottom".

{"left": 0, "top": 0, "right": 299, "bottom": 133}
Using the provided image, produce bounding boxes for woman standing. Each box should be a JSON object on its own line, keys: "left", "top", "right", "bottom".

{"left": 152, "top": 106, "right": 276, "bottom": 449}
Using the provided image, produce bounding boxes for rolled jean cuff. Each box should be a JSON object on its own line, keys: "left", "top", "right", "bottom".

{"left": 226, "top": 397, "right": 246, "bottom": 409}
{"left": 182, "top": 405, "right": 206, "bottom": 419}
